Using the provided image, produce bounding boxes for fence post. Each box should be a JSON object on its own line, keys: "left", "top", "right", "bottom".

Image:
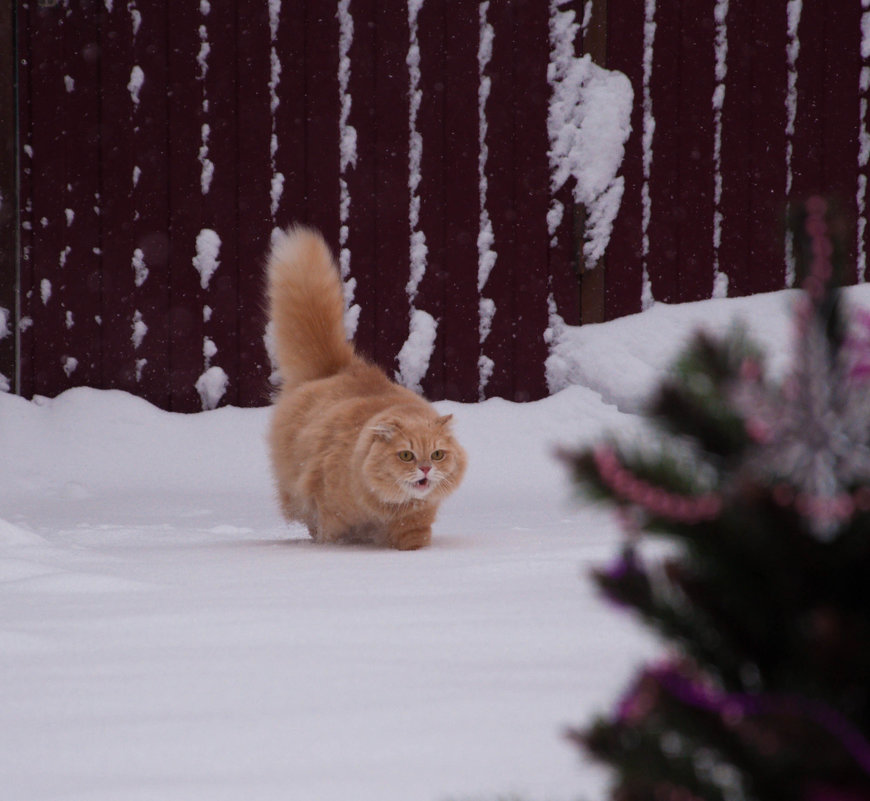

{"left": 0, "top": 0, "right": 17, "bottom": 394}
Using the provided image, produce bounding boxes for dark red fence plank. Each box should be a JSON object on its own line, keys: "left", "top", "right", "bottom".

{"left": 16, "top": 2, "right": 34, "bottom": 400}
{"left": 1, "top": 0, "right": 18, "bottom": 394}
{"left": 343, "top": 0, "right": 378, "bottom": 364}
{"left": 167, "top": 4, "right": 209, "bottom": 411}
{"left": 746, "top": 1, "right": 789, "bottom": 295}
{"left": 305, "top": 0, "right": 341, "bottom": 248}
{"left": 24, "top": 4, "right": 101, "bottom": 396}
{"left": 372, "top": 2, "right": 410, "bottom": 380}
{"left": 481, "top": 0, "right": 518, "bottom": 400}
{"left": 861, "top": 9, "right": 870, "bottom": 284}
{"left": 272, "top": 0, "right": 307, "bottom": 228}
{"left": 200, "top": 4, "right": 241, "bottom": 410}
{"left": 715, "top": 0, "right": 752, "bottom": 300}
{"left": 415, "top": 0, "right": 447, "bottom": 399}
{"left": 24, "top": 2, "right": 66, "bottom": 398}
{"left": 167, "top": 3, "right": 239, "bottom": 411}
{"left": 790, "top": 1, "right": 826, "bottom": 229}
{"left": 644, "top": 0, "right": 681, "bottom": 305}
{"left": 511, "top": 0, "right": 550, "bottom": 403}
{"left": 677, "top": 5, "right": 716, "bottom": 303}
{"left": 236, "top": 0, "right": 273, "bottom": 407}
{"left": 100, "top": 0, "right": 171, "bottom": 407}
{"left": 604, "top": 0, "right": 645, "bottom": 320}
{"left": 822, "top": 2, "right": 862, "bottom": 282}
{"left": 61, "top": 2, "right": 103, "bottom": 389}
{"left": 442, "top": 0, "right": 486, "bottom": 402}
{"left": 721, "top": 0, "right": 789, "bottom": 297}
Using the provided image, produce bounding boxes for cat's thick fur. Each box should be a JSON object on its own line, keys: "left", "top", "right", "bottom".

{"left": 266, "top": 225, "right": 467, "bottom": 550}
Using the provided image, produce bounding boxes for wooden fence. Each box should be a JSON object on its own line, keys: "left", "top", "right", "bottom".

{"left": 3, "top": 1, "right": 870, "bottom": 411}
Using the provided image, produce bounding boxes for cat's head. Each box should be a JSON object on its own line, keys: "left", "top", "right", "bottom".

{"left": 363, "top": 409, "right": 467, "bottom": 505}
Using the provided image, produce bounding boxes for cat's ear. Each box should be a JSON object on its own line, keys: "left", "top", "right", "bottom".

{"left": 371, "top": 420, "right": 399, "bottom": 441}
{"left": 435, "top": 414, "right": 454, "bottom": 428}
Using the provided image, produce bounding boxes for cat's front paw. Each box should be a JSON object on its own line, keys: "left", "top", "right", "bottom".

{"left": 390, "top": 527, "right": 431, "bottom": 551}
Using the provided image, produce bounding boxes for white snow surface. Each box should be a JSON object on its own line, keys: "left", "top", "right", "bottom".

{"left": 7, "top": 288, "right": 870, "bottom": 799}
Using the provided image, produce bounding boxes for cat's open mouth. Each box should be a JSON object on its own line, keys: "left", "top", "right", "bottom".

{"left": 416, "top": 477, "right": 430, "bottom": 489}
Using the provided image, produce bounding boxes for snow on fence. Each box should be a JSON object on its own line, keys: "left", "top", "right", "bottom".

{"left": 7, "top": 0, "right": 870, "bottom": 410}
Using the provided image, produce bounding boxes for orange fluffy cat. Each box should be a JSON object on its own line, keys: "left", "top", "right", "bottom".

{"left": 266, "top": 225, "right": 467, "bottom": 550}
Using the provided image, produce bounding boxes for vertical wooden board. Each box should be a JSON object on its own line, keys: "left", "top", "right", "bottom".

{"left": 24, "top": 1, "right": 65, "bottom": 398}
{"left": 480, "top": 0, "right": 517, "bottom": 399}
{"left": 236, "top": 0, "right": 273, "bottom": 407}
{"left": 861, "top": 10, "right": 870, "bottom": 283}
{"left": 99, "top": 0, "right": 172, "bottom": 408}
{"left": 25, "top": 4, "right": 91, "bottom": 397}
{"left": 272, "top": 0, "right": 307, "bottom": 228}
{"left": 603, "top": 0, "right": 645, "bottom": 320}
{"left": 644, "top": 0, "right": 681, "bottom": 305}
{"left": 743, "top": 0, "right": 789, "bottom": 296}
{"left": 304, "top": 0, "right": 341, "bottom": 248}
{"left": 167, "top": 2, "right": 238, "bottom": 411}
{"left": 16, "top": 2, "right": 34, "bottom": 399}
{"left": 510, "top": 0, "right": 551, "bottom": 402}
{"left": 62, "top": 0, "right": 103, "bottom": 390}
{"left": 413, "top": 0, "right": 446, "bottom": 399}
{"left": 167, "top": 3, "right": 205, "bottom": 410}
{"left": 714, "top": 0, "right": 753, "bottom": 298}
{"left": 0, "top": 0, "right": 16, "bottom": 392}
{"left": 676, "top": 4, "right": 715, "bottom": 302}
{"left": 372, "top": 1, "right": 410, "bottom": 378}
{"left": 202, "top": 3, "right": 240, "bottom": 408}
{"left": 343, "top": 0, "right": 378, "bottom": 363}
{"left": 789, "top": 1, "right": 825, "bottom": 208}
{"left": 821, "top": 1, "right": 861, "bottom": 282}
{"left": 441, "top": 0, "right": 482, "bottom": 402}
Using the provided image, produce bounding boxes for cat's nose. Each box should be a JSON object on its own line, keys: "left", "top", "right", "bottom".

{"left": 420, "top": 464, "right": 431, "bottom": 475}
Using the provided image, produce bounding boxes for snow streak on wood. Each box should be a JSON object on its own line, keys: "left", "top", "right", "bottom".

{"left": 641, "top": 0, "right": 656, "bottom": 310}
{"left": 711, "top": 0, "right": 729, "bottom": 299}
{"left": 477, "top": 0, "right": 496, "bottom": 401}
{"left": 784, "top": 0, "right": 802, "bottom": 287}
{"left": 337, "top": 0, "right": 360, "bottom": 340}
{"left": 268, "top": 0, "right": 282, "bottom": 220}
{"left": 127, "top": 1, "right": 147, "bottom": 383}
{"left": 858, "top": 0, "right": 870, "bottom": 283}
{"left": 196, "top": 2, "right": 214, "bottom": 196}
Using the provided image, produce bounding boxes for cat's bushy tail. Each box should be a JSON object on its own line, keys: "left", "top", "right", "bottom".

{"left": 267, "top": 225, "right": 354, "bottom": 388}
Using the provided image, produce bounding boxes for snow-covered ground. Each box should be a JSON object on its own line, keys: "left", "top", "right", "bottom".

{"left": 4, "top": 286, "right": 870, "bottom": 801}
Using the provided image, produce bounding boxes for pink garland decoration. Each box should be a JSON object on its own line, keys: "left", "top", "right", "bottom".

{"left": 594, "top": 446, "right": 722, "bottom": 524}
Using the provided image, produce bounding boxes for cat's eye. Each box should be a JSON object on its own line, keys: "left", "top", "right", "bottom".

{"left": 397, "top": 450, "right": 415, "bottom": 462}
{"left": 431, "top": 450, "right": 445, "bottom": 461}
